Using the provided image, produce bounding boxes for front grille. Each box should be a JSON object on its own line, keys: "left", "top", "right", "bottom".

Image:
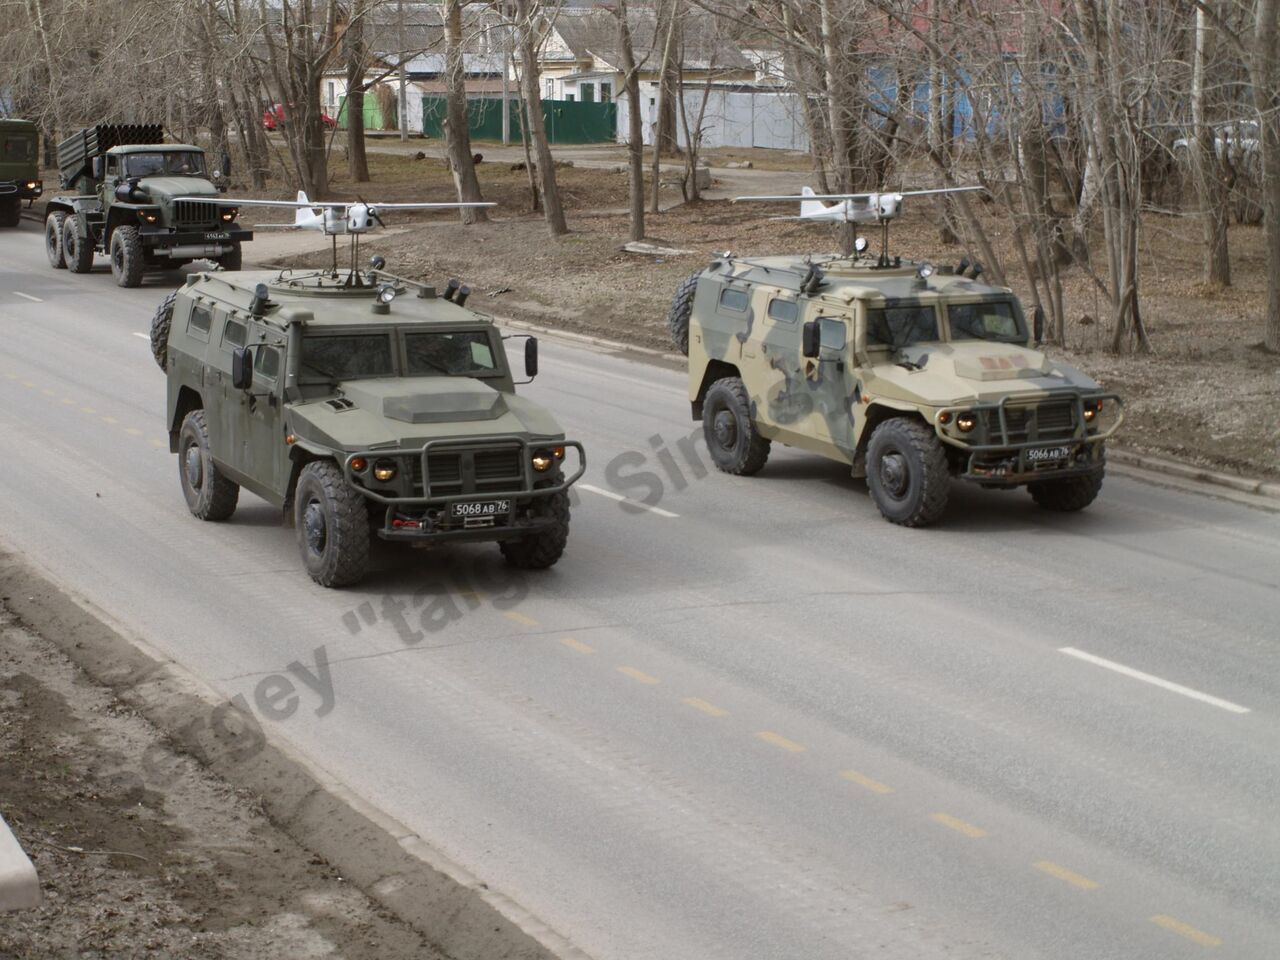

{"left": 173, "top": 199, "right": 219, "bottom": 227}
{"left": 413, "top": 446, "right": 526, "bottom": 497}
{"left": 999, "top": 401, "right": 1076, "bottom": 442}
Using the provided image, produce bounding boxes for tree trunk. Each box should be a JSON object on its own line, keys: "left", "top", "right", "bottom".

{"left": 616, "top": 0, "right": 645, "bottom": 240}
{"left": 1251, "top": 0, "right": 1280, "bottom": 351}
{"left": 441, "top": 0, "right": 488, "bottom": 223}
{"left": 345, "top": 0, "right": 371, "bottom": 183}
{"left": 515, "top": 0, "right": 568, "bottom": 235}
{"left": 1191, "top": 5, "right": 1230, "bottom": 286}
{"left": 649, "top": 0, "right": 680, "bottom": 213}
{"left": 819, "top": 0, "right": 854, "bottom": 254}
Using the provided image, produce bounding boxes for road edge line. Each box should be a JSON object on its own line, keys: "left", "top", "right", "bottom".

{"left": 0, "top": 548, "right": 592, "bottom": 960}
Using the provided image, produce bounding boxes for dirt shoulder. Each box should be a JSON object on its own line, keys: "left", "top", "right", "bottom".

{"left": 0, "top": 604, "right": 444, "bottom": 959}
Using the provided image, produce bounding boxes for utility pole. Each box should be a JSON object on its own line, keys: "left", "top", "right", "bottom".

{"left": 501, "top": 2, "right": 511, "bottom": 145}
{"left": 398, "top": 0, "right": 408, "bottom": 140}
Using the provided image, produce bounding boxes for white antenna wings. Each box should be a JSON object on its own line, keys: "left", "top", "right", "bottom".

{"left": 735, "top": 185, "right": 984, "bottom": 224}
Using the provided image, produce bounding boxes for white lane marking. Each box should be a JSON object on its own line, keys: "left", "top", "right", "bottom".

{"left": 1059, "top": 647, "right": 1250, "bottom": 714}
{"left": 132, "top": 332, "right": 150, "bottom": 340}
{"left": 579, "top": 483, "right": 679, "bottom": 518}
{"left": 13, "top": 291, "right": 42, "bottom": 302}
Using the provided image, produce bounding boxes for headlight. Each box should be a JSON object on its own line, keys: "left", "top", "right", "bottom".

{"left": 956, "top": 413, "right": 977, "bottom": 433}
{"left": 25, "top": 181, "right": 39, "bottom": 190}
{"left": 220, "top": 208, "right": 238, "bottom": 222}
{"left": 531, "top": 451, "right": 554, "bottom": 471}
{"left": 1082, "top": 399, "right": 1102, "bottom": 423}
{"left": 377, "top": 284, "right": 397, "bottom": 305}
{"left": 137, "top": 210, "right": 159, "bottom": 224}
{"left": 373, "top": 459, "right": 397, "bottom": 482}
{"left": 917, "top": 261, "right": 934, "bottom": 278}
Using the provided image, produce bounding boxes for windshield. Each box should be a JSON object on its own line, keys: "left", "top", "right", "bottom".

{"left": 2, "top": 137, "right": 35, "bottom": 162}
{"left": 866, "top": 305, "right": 939, "bottom": 348}
{"left": 405, "top": 331, "right": 498, "bottom": 377}
{"left": 126, "top": 152, "right": 207, "bottom": 178}
{"left": 948, "top": 301, "right": 1027, "bottom": 344}
{"left": 301, "top": 334, "right": 393, "bottom": 381}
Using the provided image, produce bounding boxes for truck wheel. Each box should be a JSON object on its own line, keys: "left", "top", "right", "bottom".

{"left": 500, "top": 489, "right": 570, "bottom": 569}
{"left": 150, "top": 289, "right": 177, "bottom": 370}
{"left": 702, "top": 377, "right": 770, "bottom": 475}
{"left": 110, "top": 225, "right": 144, "bottom": 287}
{"left": 294, "top": 460, "right": 370, "bottom": 587}
{"left": 45, "top": 212, "right": 67, "bottom": 268}
{"left": 217, "top": 244, "right": 242, "bottom": 271}
{"left": 178, "top": 409, "right": 239, "bottom": 522}
{"left": 62, "top": 217, "right": 93, "bottom": 273}
{"left": 1029, "top": 465, "right": 1105, "bottom": 512}
{"left": 0, "top": 197, "right": 20, "bottom": 228}
{"left": 866, "top": 417, "right": 950, "bottom": 527}
{"left": 667, "top": 270, "right": 700, "bottom": 355}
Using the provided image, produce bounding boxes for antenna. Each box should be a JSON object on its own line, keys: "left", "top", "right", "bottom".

{"left": 734, "top": 186, "right": 984, "bottom": 268}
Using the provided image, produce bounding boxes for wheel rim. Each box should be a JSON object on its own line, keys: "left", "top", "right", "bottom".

{"left": 46, "top": 225, "right": 57, "bottom": 256}
{"left": 183, "top": 443, "right": 203, "bottom": 489}
{"left": 112, "top": 241, "right": 123, "bottom": 273}
{"left": 878, "top": 450, "right": 910, "bottom": 500}
{"left": 711, "top": 407, "right": 738, "bottom": 451}
{"left": 303, "top": 499, "right": 328, "bottom": 556}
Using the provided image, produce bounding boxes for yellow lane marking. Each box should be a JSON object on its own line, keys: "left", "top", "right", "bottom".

{"left": 503, "top": 611, "right": 538, "bottom": 627}
{"left": 3, "top": 372, "right": 15, "bottom": 379}
{"left": 1033, "top": 860, "right": 1098, "bottom": 891}
{"left": 80, "top": 406, "right": 96, "bottom": 414}
{"left": 930, "top": 813, "right": 986, "bottom": 838}
{"left": 755, "top": 731, "right": 806, "bottom": 753}
{"left": 558, "top": 637, "right": 595, "bottom": 654}
{"left": 683, "top": 697, "right": 728, "bottom": 717}
{"left": 21, "top": 380, "right": 36, "bottom": 388}
{"left": 1150, "top": 915, "right": 1221, "bottom": 947}
{"left": 41, "top": 389, "right": 55, "bottom": 397}
{"left": 617, "top": 666, "right": 659, "bottom": 685}
{"left": 124, "top": 427, "right": 143, "bottom": 436}
{"left": 150, "top": 439, "right": 166, "bottom": 448}
{"left": 840, "top": 769, "right": 894, "bottom": 794}
{"left": 61, "top": 397, "right": 74, "bottom": 404}
{"left": 100, "top": 416, "right": 118, "bottom": 425}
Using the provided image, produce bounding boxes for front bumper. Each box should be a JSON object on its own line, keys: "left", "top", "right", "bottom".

{"left": 935, "top": 391, "right": 1123, "bottom": 486}
{"left": 0, "top": 180, "right": 41, "bottom": 200}
{"left": 338, "top": 436, "right": 586, "bottom": 542}
{"left": 139, "top": 224, "right": 253, "bottom": 251}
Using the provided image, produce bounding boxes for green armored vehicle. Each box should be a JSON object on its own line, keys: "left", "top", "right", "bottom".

{"left": 45, "top": 124, "right": 251, "bottom": 286}
{"left": 151, "top": 263, "right": 584, "bottom": 586}
{"left": 671, "top": 232, "right": 1123, "bottom": 526}
{"left": 0, "top": 118, "right": 42, "bottom": 227}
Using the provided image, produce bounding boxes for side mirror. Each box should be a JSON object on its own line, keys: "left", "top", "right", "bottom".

{"left": 802, "top": 320, "right": 821, "bottom": 358}
{"left": 524, "top": 337, "right": 539, "bottom": 378}
{"left": 232, "top": 346, "right": 254, "bottom": 390}
{"left": 221, "top": 154, "right": 232, "bottom": 177}
{"left": 1033, "top": 304, "right": 1045, "bottom": 345}
{"left": 92, "top": 156, "right": 104, "bottom": 179}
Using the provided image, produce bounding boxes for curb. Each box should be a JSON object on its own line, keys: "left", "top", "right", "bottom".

{"left": 1107, "top": 448, "right": 1280, "bottom": 503}
{"left": 0, "top": 551, "right": 591, "bottom": 960}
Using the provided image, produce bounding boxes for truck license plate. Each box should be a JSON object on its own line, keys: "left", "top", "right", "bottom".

{"left": 1026, "top": 445, "right": 1071, "bottom": 463}
{"left": 450, "top": 499, "right": 510, "bottom": 519}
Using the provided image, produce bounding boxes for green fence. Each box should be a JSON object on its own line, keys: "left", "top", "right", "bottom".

{"left": 421, "top": 97, "right": 616, "bottom": 144}
{"left": 337, "top": 95, "right": 389, "bottom": 131}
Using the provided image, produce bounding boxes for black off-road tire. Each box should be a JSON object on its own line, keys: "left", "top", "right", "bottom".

{"left": 178, "top": 409, "right": 239, "bottom": 522}
{"left": 62, "top": 216, "right": 94, "bottom": 273}
{"left": 216, "top": 243, "right": 243, "bottom": 271}
{"left": 702, "top": 377, "right": 770, "bottom": 476}
{"left": 110, "top": 225, "right": 144, "bottom": 287}
{"left": 667, "top": 270, "right": 700, "bottom": 355}
{"left": 500, "top": 489, "right": 571, "bottom": 569}
{"left": 0, "top": 196, "right": 21, "bottom": 228}
{"left": 150, "top": 289, "right": 178, "bottom": 370}
{"left": 45, "top": 212, "right": 66, "bottom": 268}
{"left": 294, "top": 460, "right": 370, "bottom": 587}
{"left": 866, "top": 417, "right": 950, "bottom": 527}
{"left": 1029, "top": 465, "right": 1105, "bottom": 512}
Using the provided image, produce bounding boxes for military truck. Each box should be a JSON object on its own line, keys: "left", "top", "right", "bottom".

{"left": 45, "top": 124, "right": 251, "bottom": 287}
{"left": 0, "top": 118, "right": 42, "bottom": 228}
{"left": 151, "top": 264, "right": 584, "bottom": 587}
{"left": 670, "top": 250, "right": 1123, "bottom": 526}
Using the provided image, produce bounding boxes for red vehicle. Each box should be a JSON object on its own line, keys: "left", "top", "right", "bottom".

{"left": 263, "top": 103, "right": 338, "bottom": 131}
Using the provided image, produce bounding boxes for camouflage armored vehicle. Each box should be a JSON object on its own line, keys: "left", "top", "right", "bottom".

{"left": 0, "top": 118, "right": 42, "bottom": 228}
{"left": 670, "top": 239, "right": 1123, "bottom": 527}
{"left": 45, "top": 124, "right": 251, "bottom": 287}
{"left": 151, "top": 263, "right": 584, "bottom": 587}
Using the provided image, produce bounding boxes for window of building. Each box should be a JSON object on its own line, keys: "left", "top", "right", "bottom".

{"left": 599, "top": 82, "right": 612, "bottom": 102}
{"left": 580, "top": 83, "right": 595, "bottom": 102}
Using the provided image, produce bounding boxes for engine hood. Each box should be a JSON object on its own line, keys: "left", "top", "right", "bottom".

{"left": 865, "top": 342, "right": 1101, "bottom": 407}
{"left": 286, "top": 377, "right": 565, "bottom": 450}
{"left": 136, "top": 176, "right": 219, "bottom": 201}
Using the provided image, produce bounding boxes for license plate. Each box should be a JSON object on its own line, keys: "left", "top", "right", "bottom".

{"left": 449, "top": 499, "right": 510, "bottom": 519}
{"left": 1026, "top": 445, "right": 1071, "bottom": 463}
{"left": 204, "top": 231, "right": 231, "bottom": 240}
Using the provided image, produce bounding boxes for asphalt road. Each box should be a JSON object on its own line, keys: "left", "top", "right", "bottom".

{"left": 2, "top": 221, "right": 1278, "bottom": 960}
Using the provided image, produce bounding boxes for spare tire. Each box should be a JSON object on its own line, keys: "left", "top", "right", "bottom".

{"left": 667, "top": 270, "right": 700, "bottom": 356}
{"left": 150, "top": 289, "right": 178, "bottom": 370}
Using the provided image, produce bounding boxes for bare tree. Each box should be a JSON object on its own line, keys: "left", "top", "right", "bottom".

{"left": 614, "top": 0, "right": 648, "bottom": 239}
{"left": 513, "top": 0, "right": 567, "bottom": 234}
{"left": 441, "top": 0, "right": 489, "bottom": 222}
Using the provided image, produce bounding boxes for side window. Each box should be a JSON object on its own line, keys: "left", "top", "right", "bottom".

{"left": 105, "top": 155, "right": 119, "bottom": 178}
{"left": 222, "top": 318, "right": 247, "bottom": 350}
{"left": 718, "top": 287, "right": 749, "bottom": 313}
{"left": 767, "top": 298, "right": 798, "bottom": 323}
{"left": 817, "top": 316, "right": 847, "bottom": 350}
{"left": 255, "top": 346, "right": 281, "bottom": 381}
{"left": 188, "top": 304, "right": 212, "bottom": 342}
